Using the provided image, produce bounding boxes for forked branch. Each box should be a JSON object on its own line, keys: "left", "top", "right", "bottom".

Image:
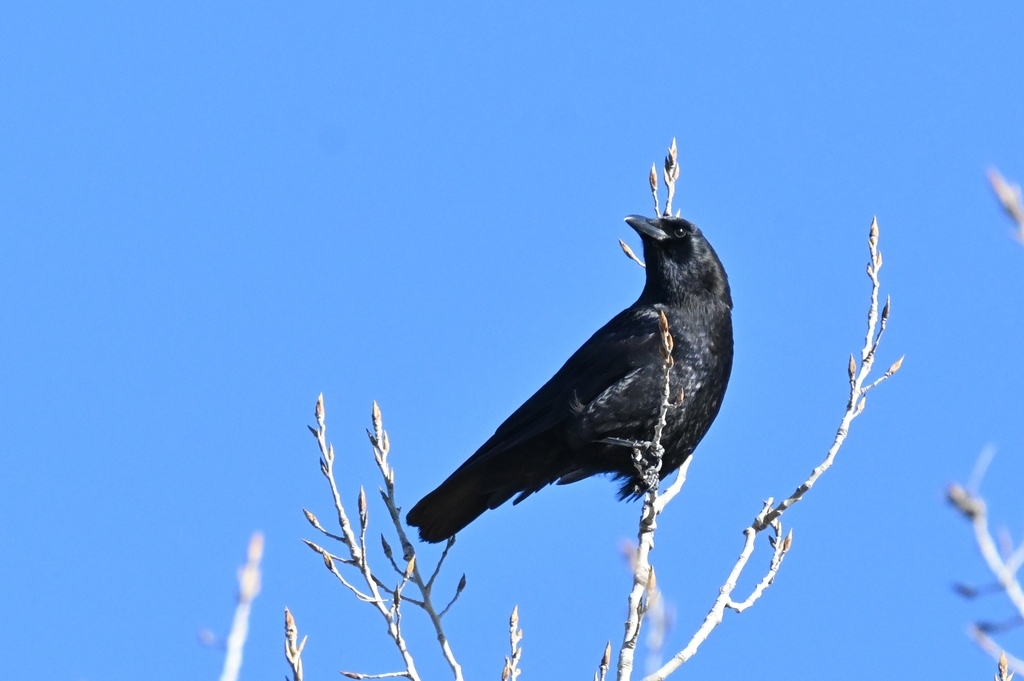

{"left": 302, "top": 396, "right": 466, "bottom": 681}
{"left": 619, "top": 216, "right": 900, "bottom": 681}
{"left": 949, "top": 451, "right": 1024, "bottom": 674}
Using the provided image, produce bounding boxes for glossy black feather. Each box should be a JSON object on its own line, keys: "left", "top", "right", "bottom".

{"left": 406, "top": 215, "right": 733, "bottom": 543}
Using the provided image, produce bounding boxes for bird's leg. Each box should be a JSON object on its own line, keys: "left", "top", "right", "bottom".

{"left": 640, "top": 443, "right": 663, "bottom": 493}
{"left": 602, "top": 436, "right": 652, "bottom": 451}
{"left": 631, "top": 445, "right": 647, "bottom": 480}
{"left": 600, "top": 437, "right": 664, "bottom": 492}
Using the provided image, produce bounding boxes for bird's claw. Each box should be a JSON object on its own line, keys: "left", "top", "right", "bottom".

{"left": 601, "top": 437, "right": 651, "bottom": 450}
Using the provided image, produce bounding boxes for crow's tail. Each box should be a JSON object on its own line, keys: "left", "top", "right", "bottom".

{"left": 406, "top": 466, "right": 498, "bottom": 543}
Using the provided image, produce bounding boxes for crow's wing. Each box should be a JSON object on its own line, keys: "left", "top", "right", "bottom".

{"left": 457, "top": 305, "right": 662, "bottom": 468}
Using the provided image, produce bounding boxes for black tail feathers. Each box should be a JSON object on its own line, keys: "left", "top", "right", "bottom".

{"left": 406, "top": 469, "right": 495, "bottom": 543}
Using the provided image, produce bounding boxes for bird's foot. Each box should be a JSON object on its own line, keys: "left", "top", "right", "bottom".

{"left": 601, "top": 436, "right": 653, "bottom": 451}
{"left": 600, "top": 437, "right": 663, "bottom": 493}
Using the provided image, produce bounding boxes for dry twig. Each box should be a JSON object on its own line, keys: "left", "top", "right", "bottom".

{"left": 367, "top": 401, "right": 465, "bottom": 680}
{"left": 662, "top": 139, "right": 680, "bottom": 218}
{"left": 303, "top": 395, "right": 467, "bottom": 681}
{"left": 623, "top": 138, "right": 680, "bottom": 269}
{"left": 501, "top": 605, "right": 524, "bottom": 681}
{"left": 284, "top": 607, "right": 307, "bottom": 681}
{"left": 219, "top": 532, "right": 264, "bottom": 681}
{"left": 949, "top": 450, "right": 1024, "bottom": 674}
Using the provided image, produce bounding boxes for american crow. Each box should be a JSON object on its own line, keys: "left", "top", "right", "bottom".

{"left": 407, "top": 215, "right": 733, "bottom": 543}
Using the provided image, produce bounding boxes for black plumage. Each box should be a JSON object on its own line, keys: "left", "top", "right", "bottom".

{"left": 406, "top": 214, "right": 733, "bottom": 543}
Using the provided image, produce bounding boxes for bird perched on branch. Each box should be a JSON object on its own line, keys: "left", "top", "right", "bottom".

{"left": 407, "top": 214, "right": 733, "bottom": 543}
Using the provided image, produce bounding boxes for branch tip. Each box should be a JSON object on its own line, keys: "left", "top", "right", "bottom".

{"left": 887, "top": 355, "right": 904, "bottom": 376}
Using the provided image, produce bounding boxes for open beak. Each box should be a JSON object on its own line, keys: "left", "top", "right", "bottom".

{"left": 625, "top": 215, "right": 669, "bottom": 241}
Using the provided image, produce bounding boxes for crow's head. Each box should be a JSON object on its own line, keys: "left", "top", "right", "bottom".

{"left": 625, "top": 214, "right": 732, "bottom": 308}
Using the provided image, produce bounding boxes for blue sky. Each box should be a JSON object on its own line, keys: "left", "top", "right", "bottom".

{"left": 3, "top": 2, "right": 1024, "bottom": 679}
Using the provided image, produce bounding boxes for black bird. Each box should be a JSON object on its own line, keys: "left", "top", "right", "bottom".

{"left": 407, "top": 214, "right": 733, "bottom": 543}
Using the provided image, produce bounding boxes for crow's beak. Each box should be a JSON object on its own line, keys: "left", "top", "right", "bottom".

{"left": 625, "top": 215, "right": 669, "bottom": 241}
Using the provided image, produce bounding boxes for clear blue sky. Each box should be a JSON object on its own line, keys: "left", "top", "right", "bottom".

{"left": 2, "top": 2, "right": 1024, "bottom": 679}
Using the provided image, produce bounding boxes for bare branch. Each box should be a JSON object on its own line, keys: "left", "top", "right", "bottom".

{"left": 639, "top": 505, "right": 792, "bottom": 681}
{"left": 284, "top": 608, "right": 306, "bottom": 681}
{"left": 438, "top": 574, "right": 467, "bottom": 619}
{"left": 616, "top": 312, "right": 677, "bottom": 681}
{"left": 306, "top": 395, "right": 422, "bottom": 681}
{"left": 761, "top": 217, "right": 897, "bottom": 528}
{"left": 502, "top": 606, "right": 524, "bottom": 681}
{"left": 948, "top": 485, "right": 1024, "bottom": 620}
{"left": 219, "top": 532, "right": 264, "bottom": 681}
{"left": 968, "top": 444, "right": 997, "bottom": 495}
{"left": 427, "top": 536, "right": 457, "bottom": 591}
{"left": 970, "top": 626, "right": 1024, "bottom": 677}
{"left": 652, "top": 459, "right": 690, "bottom": 514}
{"left": 367, "top": 402, "right": 465, "bottom": 681}
{"left": 726, "top": 524, "right": 791, "bottom": 613}
{"left": 637, "top": 217, "right": 898, "bottom": 681}
{"left": 662, "top": 139, "right": 680, "bottom": 217}
{"left": 950, "top": 448, "right": 1024, "bottom": 669}
{"left": 303, "top": 507, "right": 348, "bottom": 544}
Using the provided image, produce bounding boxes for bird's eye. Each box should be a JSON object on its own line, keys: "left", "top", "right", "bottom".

{"left": 673, "top": 227, "right": 687, "bottom": 238}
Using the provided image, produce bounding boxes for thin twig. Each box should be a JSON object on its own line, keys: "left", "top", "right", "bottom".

{"left": 760, "top": 217, "right": 901, "bottom": 529}
{"left": 638, "top": 217, "right": 898, "bottom": 681}
{"left": 968, "top": 445, "right": 997, "bottom": 495}
{"left": 948, "top": 481, "right": 1024, "bottom": 620}
{"left": 427, "top": 537, "right": 457, "bottom": 591}
{"left": 219, "top": 532, "right": 264, "bottom": 681}
{"left": 616, "top": 311, "right": 677, "bottom": 681}
{"left": 367, "top": 401, "right": 465, "bottom": 681}
{"left": 303, "top": 507, "right": 349, "bottom": 543}
{"left": 640, "top": 505, "right": 792, "bottom": 681}
{"left": 949, "top": 450, "right": 1024, "bottom": 669}
{"left": 662, "top": 139, "right": 679, "bottom": 217}
{"left": 307, "top": 395, "right": 422, "bottom": 681}
{"left": 970, "top": 627, "right": 1024, "bottom": 677}
{"left": 501, "top": 606, "right": 523, "bottom": 681}
{"left": 438, "top": 574, "right": 467, "bottom": 619}
{"left": 303, "top": 539, "right": 377, "bottom": 603}
{"left": 284, "top": 607, "right": 306, "bottom": 681}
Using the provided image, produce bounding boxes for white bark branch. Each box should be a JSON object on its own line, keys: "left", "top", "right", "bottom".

{"left": 308, "top": 395, "right": 422, "bottom": 681}
{"left": 219, "top": 532, "right": 263, "bottom": 681}
{"left": 630, "top": 217, "right": 898, "bottom": 681}
{"left": 949, "top": 451, "right": 1024, "bottom": 670}
{"left": 368, "top": 401, "right": 465, "bottom": 681}
{"left": 616, "top": 311, "right": 679, "bottom": 681}
{"left": 303, "top": 396, "right": 466, "bottom": 681}
{"left": 284, "top": 607, "right": 306, "bottom": 681}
